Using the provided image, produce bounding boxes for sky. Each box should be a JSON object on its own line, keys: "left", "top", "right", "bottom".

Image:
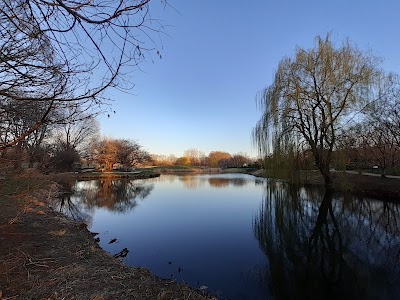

{"left": 98, "top": 0, "right": 400, "bottom": 158}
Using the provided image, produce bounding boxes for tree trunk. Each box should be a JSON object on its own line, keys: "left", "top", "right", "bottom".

{"left": 13, "top": 144, "right": 22, "bottom": 170}
{"left": 321, "top": 165, "right": 332, "bottom": 186}
{"left": 315, "top": 151, "right": 332, "bottom": 187}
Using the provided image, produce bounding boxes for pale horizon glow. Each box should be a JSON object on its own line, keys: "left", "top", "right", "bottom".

{"left": 98, "top": 0, "right": 400, "bottom": 158}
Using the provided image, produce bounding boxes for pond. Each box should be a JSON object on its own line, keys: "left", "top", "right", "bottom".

{"left": 55, "top": 174, "right": 400, "bottom": 300}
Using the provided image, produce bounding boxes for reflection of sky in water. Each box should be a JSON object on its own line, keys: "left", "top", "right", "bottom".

{"left": 62, "top": 174, "right": 400, "bottom": 300}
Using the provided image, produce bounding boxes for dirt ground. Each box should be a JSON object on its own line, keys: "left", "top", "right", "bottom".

{"left": 0, "top": 173, "right": 213, "bottom": 300}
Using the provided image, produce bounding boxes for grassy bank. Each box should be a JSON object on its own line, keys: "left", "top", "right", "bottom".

{"left": 249, "top": 169, "right": 400, "bottom": 202}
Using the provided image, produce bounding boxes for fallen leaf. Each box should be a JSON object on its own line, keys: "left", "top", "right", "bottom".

{"left": 49, "top": 229, "right": 66, "bottom": 237}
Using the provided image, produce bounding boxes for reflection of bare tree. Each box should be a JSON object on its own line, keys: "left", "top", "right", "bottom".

{"left": 208, "top": 177, "right": 248, "bottom": 188}
{"left": 230, "top": 178, "right": 247, "bottom": 187}
{"left": 253, "top": 183, "right": 400, "bottom": 300}
{"left": 55, "top": 179, "right": 154, "bottom": 216}
{"left": 208, "top": 178, "right": 230, "bottom": 188}
{"left": 52, "top": 194, "right": 93, "bottom": 226}
{"left": 178, "top": 175, "right": 205, "bottom": 190}
{"left": 160, "top": 175, "right": 178, "bottom": 184}
{"left": 78, "top": 179, "right": 154, "bottom": 213}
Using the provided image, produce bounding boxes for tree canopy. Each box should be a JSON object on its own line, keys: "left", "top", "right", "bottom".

{"left": 90, "top": 138, "right": 151, "bottom": 171}
{"left": 253, "top": 35, "right": 380, "bottom": 185}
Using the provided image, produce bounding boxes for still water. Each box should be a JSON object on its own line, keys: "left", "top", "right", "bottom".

{"left": 56, "top": 174, "right": 400, "bottom": 300}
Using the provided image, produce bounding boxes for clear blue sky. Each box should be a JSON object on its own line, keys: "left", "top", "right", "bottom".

{"left": 99, "top": 0, "right": 400, "bottom": 157}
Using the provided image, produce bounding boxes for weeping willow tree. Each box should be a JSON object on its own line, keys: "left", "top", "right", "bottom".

{"left": 253, "top": 35, "right": 379, "bottom": 186}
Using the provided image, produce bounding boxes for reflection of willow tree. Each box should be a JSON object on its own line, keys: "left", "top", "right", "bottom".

{"left": 78, "top": 179, "right": 154, "bottom": 213}
{"left": 306, "top": 190, "right": 343, "bottom": 287}
{"left": 253, "top": 183, "right": 400, "bottom": 300}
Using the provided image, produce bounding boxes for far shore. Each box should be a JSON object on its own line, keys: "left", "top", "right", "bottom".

{"left": 78, "top": 170, "right": 160, "bottom": 179}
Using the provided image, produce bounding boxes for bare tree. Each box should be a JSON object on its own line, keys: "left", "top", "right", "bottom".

{"left": 361, "top": 122, "right": 399, "bottom": 176}
{"left": 151, "top": 154, "right": 177, "bottom": 166}
{"left": 358, "top": 74, "right": 400, "bottom": 175}
{"left": 53, "top": 112, "right": 100, "bottom": 155}
{"left": 183, "top": 148, "right": 206, "bottom": 166}
{"left": 0, "top": 0, "right": 166, "bottom": 150}
{"left": 116, "top": 139, "right": 151, "bottom": 170}
{"left": 253, "top": 35, "right": 379, "bottom": 186}
{"left": 0, "top": 99, "right": 55, "bottom": 168}
{"left": 368, "top": 73, "right": 400, "bottom": 147}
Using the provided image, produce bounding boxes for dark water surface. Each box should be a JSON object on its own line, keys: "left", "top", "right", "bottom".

{"left": 56, "top": 174, "right": 400, "bottom": 300}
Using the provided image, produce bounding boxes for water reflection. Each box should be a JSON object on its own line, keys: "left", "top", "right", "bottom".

{"left": 178, "top": 175, "right": 207, "bottom": 189}
{"left": 53, "top": 194, "right": 93, "bottom": 224}
{"left": 54, "top": 178, "right": 154, "bottom": 218}
{"left": 148, "top": 174, "right": 254, "bottom": 189}
{"left": 254, "top": 182, "right": 400, "bottom": 300}
{"left": 208, "top": 177, "right": 247, "bottom": 188}
{"left": 208, "top": 177, "right": 230, "bottom": 188}
{"left": 78, "top": 178, "right": 154, "bottom": 213}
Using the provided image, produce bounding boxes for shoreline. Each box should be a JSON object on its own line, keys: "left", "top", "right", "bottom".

{"left": 78, "top": 171, "right": 161, "bottom": 180}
